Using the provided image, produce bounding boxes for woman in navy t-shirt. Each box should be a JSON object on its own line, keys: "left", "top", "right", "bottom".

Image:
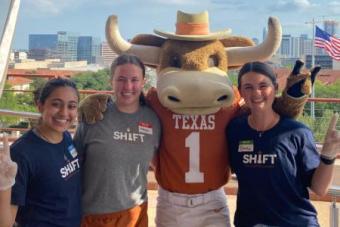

{"left": 227, "top": 61, "right": 340, "bottom": 227}
{"left": 0, "top": 78, "right": 81, "bottom": 227}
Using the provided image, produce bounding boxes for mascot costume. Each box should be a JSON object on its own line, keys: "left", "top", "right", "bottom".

{"left": 79, "top": 10, "right": 320, "bottom": 227}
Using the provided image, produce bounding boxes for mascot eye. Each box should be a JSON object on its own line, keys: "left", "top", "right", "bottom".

{"left": 169, "top": 55, "right": 181, "bottom": 68}
{"left": 208, "top": 55, "right": 219, "bottom": 67}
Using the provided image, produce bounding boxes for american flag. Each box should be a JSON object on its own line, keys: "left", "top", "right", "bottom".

{"left": 314, "top": 26, "right": 340, "bottom": 61}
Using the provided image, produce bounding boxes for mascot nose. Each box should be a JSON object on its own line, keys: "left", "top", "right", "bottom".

{"left": 163, "top": 85, "right": 233, "bottom": 107}
{"left": 167, "top": 92, "right": 229, "bottom": 104}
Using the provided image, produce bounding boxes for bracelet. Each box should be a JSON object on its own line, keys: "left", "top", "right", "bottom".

{"left": 320, "top": 155, "right": 336, "bottom": 165}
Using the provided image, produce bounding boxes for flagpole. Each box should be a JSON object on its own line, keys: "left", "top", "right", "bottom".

{"left": 306, "top": 17, "right": 322, "bottom": 119}
{"left": 311, "top": 18, "right": 315, "bottom": 119}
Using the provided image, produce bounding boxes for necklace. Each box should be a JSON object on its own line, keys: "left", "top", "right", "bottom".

{"left": 33, "top": 128, "right": 51, "bottom": 143}
{"left": 248, "top": 113, "right": 280, "bottom": 138}
{"left": 34, "top": 127, "right": 61, "bottom": 144}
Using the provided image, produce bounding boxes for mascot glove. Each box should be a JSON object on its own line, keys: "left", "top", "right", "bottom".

{"left": 285, "top": 60, "right": 321, "bottom": 99}
{"left": 321, "top": 113, "right": 340, "bottom": 160}
{"left": 0, "top": 136, "right": 17, "bottom": 191}
{"left": 78, "top": 94, "right": 111, "bottom": 124}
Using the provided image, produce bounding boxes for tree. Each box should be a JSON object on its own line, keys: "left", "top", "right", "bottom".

{"left": 71, "top": 69, "right": 111, "bottom": 91}
{"left": 0, "top": 84, "right": 20, "bottom": 126}
{"left": 31, "top": 78, "right": 47, "bottom": 91}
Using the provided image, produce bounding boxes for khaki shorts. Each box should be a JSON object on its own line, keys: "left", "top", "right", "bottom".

{"left": 81, "top": 202, "right": 148, "bottom": 227}
{"left": 156, "top": 187, "right": 231, "bottom": 227}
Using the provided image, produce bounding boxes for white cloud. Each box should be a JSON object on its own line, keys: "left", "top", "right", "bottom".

{"left": 96, "top": 0, "right": 200, "bottom": 6}
{"left": 24, "top": 0, "right": 81, "bottom": 15}
{"left": 148, "top": 0, "right": 200, "bottom": 5}
{"left": 269, "top": 0, "right": 315, "bottom": 12}
{"left": 292, "top": 0, "right": 313, "bottom": 8}
{"left": 328, "top": 1, "right": 340, "bottom": 14}
{"left": 210, "top": 0, "right": 248, "bottom": 10}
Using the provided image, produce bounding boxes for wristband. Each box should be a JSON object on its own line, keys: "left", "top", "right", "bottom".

{"left": 320, "top": 155, "right": 336, "bottom": 165}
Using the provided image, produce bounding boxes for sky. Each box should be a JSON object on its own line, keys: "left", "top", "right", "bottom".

{"left": 1, "top": 0, "right": 340, "bottom": 50}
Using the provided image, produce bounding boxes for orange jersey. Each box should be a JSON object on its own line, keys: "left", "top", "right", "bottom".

{"left": 147, "top": 88, "right": 240, "bottom": 194}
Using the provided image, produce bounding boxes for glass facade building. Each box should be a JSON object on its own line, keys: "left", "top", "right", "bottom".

{"left": 28, "top": 32, "right": 100, "bottom": 63}
{"left": 28, "top": 34, "right": 58, "bottom": 60}
{"left": 77, "top": 36, "right": 100, "bottom": 64}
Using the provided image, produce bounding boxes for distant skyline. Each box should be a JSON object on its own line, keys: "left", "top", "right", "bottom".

{"left": 1, "top": 0, "right": 340, "bottom": 50}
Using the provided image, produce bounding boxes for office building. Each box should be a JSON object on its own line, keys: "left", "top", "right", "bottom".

{"left": 305, "top": 55, "right": 333, "bottom": 69}
{"left": 56, "top": 31, "right": 78, "bottom": 62}
{"left": 280, "top": 34, "right": 291, "bottom": 57}
{"left": 28, "top": 32, "right": 78, "bottom": 62}
{"left": 77, "top": 36, "right": 101, "bottom": 64}
{"left": 28, "top": 34, "right": 58, "bottom": 60}
{"left": 101, "top": 41, "right": 118, "bottom": 67}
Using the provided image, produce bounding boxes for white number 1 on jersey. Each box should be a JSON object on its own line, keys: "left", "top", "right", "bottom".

{"left": 185, "top": 132, "right": 204, "bottom": 183}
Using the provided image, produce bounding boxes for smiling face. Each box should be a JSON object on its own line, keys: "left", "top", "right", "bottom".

{"left": 111, "top": 63, "right": 145, "bottom": 113}
{"left": 239, "top": 71, "right": 277, "bottom": 114}
{"left": 38, "top": 86, "right": 78, "bottom": 134}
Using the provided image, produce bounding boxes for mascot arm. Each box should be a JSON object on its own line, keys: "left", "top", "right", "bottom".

{"left": 273, "top": 60, "right": 320, "bottom": 118}
{"left": 77, "top": 88, "right": 158, "bottom": 125}
{"left": 78, "top": 93, "right": 112, "bottom": 124}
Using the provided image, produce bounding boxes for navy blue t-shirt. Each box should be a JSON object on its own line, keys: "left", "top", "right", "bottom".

{"left": 10, "top": 130, "right": 81, "bottom": 227}
{"left": 226, "top": 115, "right": 320, "bottom": 227}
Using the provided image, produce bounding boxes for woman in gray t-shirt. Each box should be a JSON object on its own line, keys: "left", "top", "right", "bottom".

{"left": 74, "top": 54, "right": 161, "bottom": 227}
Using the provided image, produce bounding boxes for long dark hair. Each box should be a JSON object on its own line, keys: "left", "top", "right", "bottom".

{"left": 110, "top": 54, "right": 146, "bottom": 105}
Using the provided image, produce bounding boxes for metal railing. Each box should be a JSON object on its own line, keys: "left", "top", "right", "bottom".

{"left": 0, "top": 94, "right": 340, "bottom": 226}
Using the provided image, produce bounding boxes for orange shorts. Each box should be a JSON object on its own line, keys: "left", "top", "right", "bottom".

{"left": 81, "top": 202, "right": 148, "bottom": 227}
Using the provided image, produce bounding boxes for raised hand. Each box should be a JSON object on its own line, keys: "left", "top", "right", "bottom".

{"left": 273, "top": 60, "right": 321, "bottom": 118}
{"left": 0, "top": 136, "right": 17, "bottom": 190}
{"left": 285, "top": 60, "right": 321, "bottom": 98}
{"left": 78, "top": 94, "right": 112, "bottom": 124}
{"left": 321, "top": 113, "right": 340, "bottom": 160}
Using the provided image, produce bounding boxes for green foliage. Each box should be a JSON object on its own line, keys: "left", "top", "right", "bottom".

{"left": 31, "top": 78, "right": 47, "bottom": 91}
{"left": 228, "top": 70, "right": 238, "bottom": 86}
{"left": 299, "top": 80, "right": 340, "bottom": 142}
{"left": 0, "top": 83, "right": 37, "bottom": 127}
{"left": 298, "top": 109, "right": 335, "bottom": 143}
{"left": 0, "top": 84, "right": 19, "bottom": 126}
{"left": 71, "top": 69, "right": 111, "bottom": 90}
{"left": 9, "top": 121, "right": 29, "bottom": 128}
{"left": 314, "top": 79, "right": 340, "bottom": 98}
{"left": 144, "top": 68, "right": 157, "bottom": 91}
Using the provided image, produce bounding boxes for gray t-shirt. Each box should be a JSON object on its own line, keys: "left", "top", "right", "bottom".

{"left": 74, "top": 101, "right": 161, "bottom": 215}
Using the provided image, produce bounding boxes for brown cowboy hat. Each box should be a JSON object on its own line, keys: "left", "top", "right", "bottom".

{"left": 154, "top": 10, "right": 232, "bottom": 41}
